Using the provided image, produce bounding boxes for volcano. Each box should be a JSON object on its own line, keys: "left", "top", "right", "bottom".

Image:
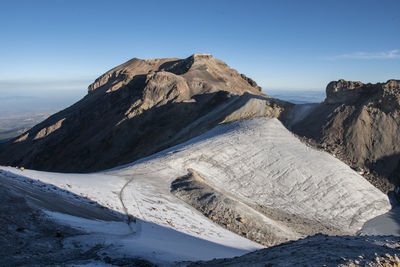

{"left": 0, "top": 54, "right": 289, "bottom": 172}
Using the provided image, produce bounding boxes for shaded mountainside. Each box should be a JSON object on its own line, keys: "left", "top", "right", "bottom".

{"left": 0, "top": 54, "right": 290, "bottom": 172}
{"left": 289, "top": 79, "right": 400, "bottom": 192}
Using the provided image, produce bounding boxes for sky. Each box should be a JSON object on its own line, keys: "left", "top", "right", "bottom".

{"left": 0, "top": 0, "right": 399, "bottom": 104}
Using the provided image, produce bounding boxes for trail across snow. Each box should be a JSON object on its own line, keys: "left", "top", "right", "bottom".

{"left": 0, "top": 117, "right": 391, "bottom": 264}
{"left": 118, "top": 177, "right": 137, "bottom": 232}
{"left": 0, "top": 167, "right": 261, "bottom": 264}
{"left": 111, "top": 118, "right": 389, "bottom": 235}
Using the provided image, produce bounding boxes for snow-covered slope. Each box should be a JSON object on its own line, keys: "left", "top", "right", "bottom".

{"left": 0, "top": 117, "right": 391, "bottom": 264}
{"left": 112, "top": 118, "right": 390, "bottom": 234}
{"left": 0, "top": 168, "right": 261, "bottom": 264}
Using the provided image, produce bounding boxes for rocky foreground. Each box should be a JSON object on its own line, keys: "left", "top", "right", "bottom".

{"left": 190, "top": 234, "right": 400, "bottom": 267}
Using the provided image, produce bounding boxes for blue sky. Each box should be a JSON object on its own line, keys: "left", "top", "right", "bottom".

{"left": 0, "top": 0, "right": 399, "bottom": 99}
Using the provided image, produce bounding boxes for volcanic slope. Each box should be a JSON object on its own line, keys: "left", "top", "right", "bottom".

{"left": 0, "top": 117, "right": 390, "bottom": 264}
{"left": 0, "top": 54, "right": 289, "bottom": 172}
{"left": 288, "top": 79, "right": 400, "bottom": 192}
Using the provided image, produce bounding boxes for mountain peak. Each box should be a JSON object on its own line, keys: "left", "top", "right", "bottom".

{"left": 325, "top": 79, "right": 400, "bottom": 104}
{"left": 0, "top": 55, "right": 285, "bottom": 172}
{"left": 87, "top": 54, "right": 263, "bottom": 95}
{"left": 191, "top": 53, "right": 213, "bottom": 57}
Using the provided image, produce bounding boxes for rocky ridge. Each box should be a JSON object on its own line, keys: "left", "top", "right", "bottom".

{"left": 0, "top": 54, "right": 290, "bottom": 172}
{"left": 289, "top": 79, "right": 400, "bottom": 192}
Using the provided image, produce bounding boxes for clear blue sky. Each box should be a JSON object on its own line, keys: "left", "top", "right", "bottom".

{"left": 0, "top": 0, "right": 399, "bottom": 98}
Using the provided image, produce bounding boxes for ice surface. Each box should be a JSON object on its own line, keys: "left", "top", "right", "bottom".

{"left": 0, "top": 117, "right": 391, "bottom": 263}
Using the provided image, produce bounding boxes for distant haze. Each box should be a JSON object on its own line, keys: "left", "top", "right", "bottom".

{"left": 0, "top": 76, "right": 326, "bottom": 115}
{"left": 0, "top": 82, "right": 324, "bottom": 116}
{"left": 0, "top": 79, "right": 89, "bottom": 113}
{"left": 266, "top": 90, "right": 326, "bottom": 104}
{"left": 0, "top": 79, "right": 87, "bottom": 134}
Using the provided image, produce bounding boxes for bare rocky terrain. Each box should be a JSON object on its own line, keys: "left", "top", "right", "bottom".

{"left": 189, "top": 234, "right": 400, "bottom": 267}
{"left": 288, "top": 79, "right": 400, "bottom": 193}
{"left": 171, "top": 168, "right": 343, "bottom": 247}
{"left": 171, "top": 169, "right": 291, "bottom": 247}
{"left": 0, "top": 54, "right": 290, "bottom": 173}
{"left": 1, "top": 54, "right": 399, "bottom": 266}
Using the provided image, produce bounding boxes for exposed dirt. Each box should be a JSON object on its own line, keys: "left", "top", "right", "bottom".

{"left": 171, "top": 169, "right": 344, "bottom": 247}
{"left": 171, "top": 169, "right": 292, "bottom": 246}
{"left": 188, "top": 234, "right": 400, "bottom": 267}
{"left": 288, "top": 79, "right": 400, "bottom": 193}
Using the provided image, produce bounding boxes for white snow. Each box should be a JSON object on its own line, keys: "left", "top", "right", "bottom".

{"left": 111, "top": 118, "right": 389, "bottom": 233}
{"left": 44, "top": 210, "right": 255, "bottom": 263}
{"left": 0, "top": 117, "right": 391, "bottom": 264}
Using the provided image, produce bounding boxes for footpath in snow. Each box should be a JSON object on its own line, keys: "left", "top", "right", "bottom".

{"left": 0, "top": 117, "right": 392, "bottom": 264}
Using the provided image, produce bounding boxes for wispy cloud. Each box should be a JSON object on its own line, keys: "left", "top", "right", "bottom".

{"left": 324, "top": 49, "right": 400, "bottom": 60}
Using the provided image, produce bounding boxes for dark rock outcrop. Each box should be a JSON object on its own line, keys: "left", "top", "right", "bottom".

{"left": 189, "top": 235, "right": 400, "bottom": 267}
{"left": 171, "top": 169, "right": 291, "bottom": 247}
{"left": 0, "top": 54, "right": 289, "bottom": 172}
{"left": 171, "top": 169, "right": 343, "bottom": 247}
{"left": 289, "top": 79, "right": 400, "bottom": 192}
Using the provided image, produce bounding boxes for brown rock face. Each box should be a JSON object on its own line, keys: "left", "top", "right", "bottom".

{"left": 325, "top": 79, "right": 364, "bottom": 104}
{"left": 87, "top": 54, "right": 262, "bottom": 96}
{"left": 0, "top": 54, "right": 288, "bottom": 172}
{"left": 290, "top": 79, "right": 400, "bottom": 192}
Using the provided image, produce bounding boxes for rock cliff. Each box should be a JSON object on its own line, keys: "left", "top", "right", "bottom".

{"left": 289, "top": 79, "right": 400, "bottom": 192}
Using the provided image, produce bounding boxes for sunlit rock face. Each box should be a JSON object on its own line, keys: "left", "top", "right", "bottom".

{"left": 0, "top": 54, "right": 290, "bottom": 172}
{"left": 290, "top": 79, "right": 400, "bottom": 192}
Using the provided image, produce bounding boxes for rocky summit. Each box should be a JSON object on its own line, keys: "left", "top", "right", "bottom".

{"left": 0, "top": 54, "right": 289, "bottom": 172}
{"left": 289, "top": 79, "right": 400, "bottom": 192}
